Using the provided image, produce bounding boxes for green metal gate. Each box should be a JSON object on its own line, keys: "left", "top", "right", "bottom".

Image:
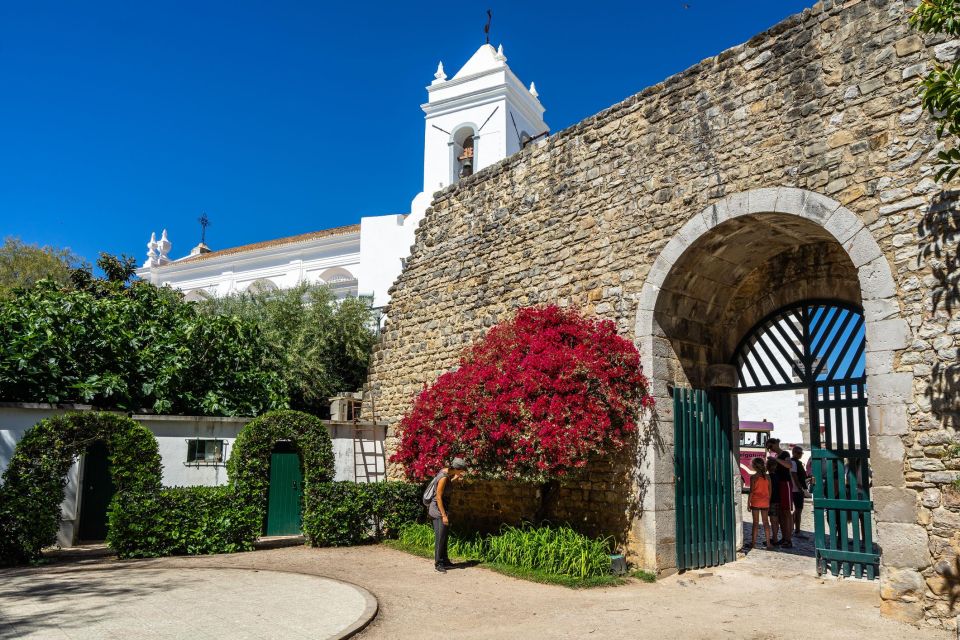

{"left": 674, "top": 387, "right": 736, "bottom": 571}
{"left": 732, "top": 300, "right": 878, "bottom": 578}
{"left": 810, "top": 380, "right": 878, "bottom": 578}
{"left": 265, "top": 451, "right": 303, "bottom": 536}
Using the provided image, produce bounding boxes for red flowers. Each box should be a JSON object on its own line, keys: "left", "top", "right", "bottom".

{"left": 391, "top": 306, "right": 654, "bottom": 482}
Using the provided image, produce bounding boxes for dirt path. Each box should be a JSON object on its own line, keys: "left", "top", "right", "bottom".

{"left": 3, "top": 544, "right": 947, "bottom": 640}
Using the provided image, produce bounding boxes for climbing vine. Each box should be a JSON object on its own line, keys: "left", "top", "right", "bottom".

{"left": 227, "top": 409, "right": 336, "bottom": 540}
{"left": 0, "top": 412, "right": 161, "bottom": 565}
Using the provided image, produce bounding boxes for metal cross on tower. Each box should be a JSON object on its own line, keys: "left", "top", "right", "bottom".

{"left": 198, "top": 212, "right": 210, "bottom": 245}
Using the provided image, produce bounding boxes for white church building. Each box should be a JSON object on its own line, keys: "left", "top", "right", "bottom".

{"left": 137, "top": 43, "right": 548, "bottom": 312}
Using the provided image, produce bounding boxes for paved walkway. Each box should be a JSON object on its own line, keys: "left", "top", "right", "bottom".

{"left": 0, "top": 566, "right": 376, "bottom": 639}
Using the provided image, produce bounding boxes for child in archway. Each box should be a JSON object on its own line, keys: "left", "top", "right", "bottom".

{"left": 741, "top": 456, "right": 773, "bottom": 550}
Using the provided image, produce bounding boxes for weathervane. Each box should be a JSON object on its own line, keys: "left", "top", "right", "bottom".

{"left": 484, "top": 9, "right": 492, "bottom": 44}
{"left": 198, "top": 212, "right": 210, "bottom": 245}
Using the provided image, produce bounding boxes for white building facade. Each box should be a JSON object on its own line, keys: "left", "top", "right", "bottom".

{"left": 137, "top": 43, "right": 548, "bottom": 311}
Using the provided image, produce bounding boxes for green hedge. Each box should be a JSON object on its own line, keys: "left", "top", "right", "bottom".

{"left": 108, "top": 486, "right": 253, "bottom": 558}
{"left": 0, "top": 412, "right": 162, "bottom": 566}
{"left": 227, "top": 409, "right": 335, "bottom": 542}
{"left": 303, "top": 481, "right": 423, "bottom": 546}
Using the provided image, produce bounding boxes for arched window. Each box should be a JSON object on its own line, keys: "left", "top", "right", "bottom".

{"left": 318, "top": 267, "right": 358, "bottom": 299}
{"left": 452, "top": 127, "right": 477, "bottom": 183}
{"left": 183, "top": 289, "right": 213, "bottom": 303}
{"left": 247, "top": 278, "right": 279, "bottom": 294}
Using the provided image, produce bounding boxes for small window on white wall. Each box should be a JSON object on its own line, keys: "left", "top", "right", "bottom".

{"left": 186, "top": 439, "right": 224, "bottom": 464}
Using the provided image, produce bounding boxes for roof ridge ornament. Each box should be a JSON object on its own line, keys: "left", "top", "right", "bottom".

{"left": 433, "top": 61, "right": 447, "bottom": 84}
{"left": 144, "top": 232, "right": 159, "bottom": 268}
{"left": 529, "top": 81, "right": 538, "bottom": 98}
{"left": 495, "top": 43, "right": 507, "bottom": 63}
{"left": 157, "top": 229, "right": 171, "bottom": 265}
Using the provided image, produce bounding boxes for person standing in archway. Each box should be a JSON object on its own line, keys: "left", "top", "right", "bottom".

{"left": 766, "top": 439, "right": 794, "bottom": 549}
{"left": 791, "top": 446, "right": 809, "bottom": 539}
{"left": 423, "top": 458, "right": 469, "bottom": 573}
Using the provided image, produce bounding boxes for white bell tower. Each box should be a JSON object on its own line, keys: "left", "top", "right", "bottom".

{"left": 408, "top": 43, "right": 548, "bottom": 226}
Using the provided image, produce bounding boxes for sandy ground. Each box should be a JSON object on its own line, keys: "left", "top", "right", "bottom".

{"left": 2, "top": 542, "right": 948, "bottom": 640}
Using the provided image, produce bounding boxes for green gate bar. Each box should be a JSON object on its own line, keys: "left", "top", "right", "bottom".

{"left": 674, "top": 388, "right": 735, "bottom": 571}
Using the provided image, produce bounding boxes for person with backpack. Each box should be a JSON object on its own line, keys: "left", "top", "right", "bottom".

{"left": 422, "top": 457, "right": 469, "bottom": 573}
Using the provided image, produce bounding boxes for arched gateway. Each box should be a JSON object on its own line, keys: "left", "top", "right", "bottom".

{"left": 635, "top": 188, "right": 911, "bottom": 581}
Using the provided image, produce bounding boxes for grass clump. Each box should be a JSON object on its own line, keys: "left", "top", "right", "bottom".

{"left": 394, "top": 522, "right": 622, "bottom": 586}
{"left": 631, "top": 569, "right": 656, "bottom": 583}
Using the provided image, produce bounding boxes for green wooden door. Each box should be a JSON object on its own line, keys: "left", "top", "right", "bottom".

{"left": 266, "top": 451, "right": 303, "bottom": 536}
{"left": 674, "top": 388, "right": 736, "bottom": 571}
{"left": 810, "top": 380, "right": 878, "bottom": 578}
{"left": 78, "top": 441, "right": 115, "bottom": 541}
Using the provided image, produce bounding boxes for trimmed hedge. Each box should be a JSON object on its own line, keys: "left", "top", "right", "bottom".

{"left": 304, "top": 481, "right": 423, "bottom": 546}
{"left": 109, "top": 486, "right": 252, "bottom": 558}
{"left": 226, "top": 409, "right": 335, "bottom": 541}
{"left": 0, "top": 412, "right": 162, "bottom": 566}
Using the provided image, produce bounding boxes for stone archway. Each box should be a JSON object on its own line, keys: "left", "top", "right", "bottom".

{"left": 632, "top": 188, "right": 919, "bottom": 606}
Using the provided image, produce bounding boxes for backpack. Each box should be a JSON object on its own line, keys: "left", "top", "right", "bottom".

{"left": 422, "top": 471, "right": 446, "bottom": 506}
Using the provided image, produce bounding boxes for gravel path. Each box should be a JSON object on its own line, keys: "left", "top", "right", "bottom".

{"left": 2, "top": 543, "right": 946, "bottom": 640}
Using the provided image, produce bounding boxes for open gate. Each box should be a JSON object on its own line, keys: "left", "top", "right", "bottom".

{"left": 732, "top": 299, "right": 879, "bottom": 578}
{"left": 674, "top": 388, "right": 736, "bottom": 571}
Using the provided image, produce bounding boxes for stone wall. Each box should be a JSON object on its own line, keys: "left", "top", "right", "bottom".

{"left": 367, "top": 0, "right": 960, "bottom": 628}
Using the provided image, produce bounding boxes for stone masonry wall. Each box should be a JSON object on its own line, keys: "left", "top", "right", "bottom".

{"left": 368, "top": 0, "right": 960, "bottom": 628}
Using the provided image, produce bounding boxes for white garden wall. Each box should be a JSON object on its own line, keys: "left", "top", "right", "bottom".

{"left": 0, "top": 405, "right": 386, "bottom": 547}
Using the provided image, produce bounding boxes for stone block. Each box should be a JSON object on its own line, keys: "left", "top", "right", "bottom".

{"left": 879, "top": 522, "right": 931, "bottom": 570}
{"left": 802, "top": 191, "right": 841, "bottom": 223}
{"left": 921, "top": 488, "right": 942, "bottom": 509}
{"left": 932, "top": 508, "right": 960, "bottom": 539}
{"left": 866, "top": 318, "right": 911, "bottom": 352}
{"left": 858, "top": 256, "right": 898, "bottom": 301}
{"left": 872, "top": 436, "right": 906, "bottom": 486}
{"left": 677, "top": 213, "right": 709, "bottom": 246}
{"left": 823, "top": 206, "right": 864, "bottom": 244}
{"left": 844, "top": 227, "right": 884, "bottom": 268}
{"left": 868, "top": 404, "right": 909, "bottom": 437}
{"left": 873, "top": 486, "right": 918, "bottom": 523}
{"left": 862, "top": 296, "right": 901, "bottom": 322}
{"left": 746, "top": 186, "right": 779, "bottom": 215}
{"left": 865, "top": 372, "right": 914, "bottom": 405}
{"left": 880, "top": 567, "right": 925, "bottom": 601}
{"left": 865, "top": 349, "right": 895, "bottom": 375}
{"left": 879, "top": 599, "right": 924, "bottom": 624}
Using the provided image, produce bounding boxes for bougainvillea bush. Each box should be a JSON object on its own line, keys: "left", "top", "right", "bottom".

{"left": 392, "top": 306, "right": 653, "bottom": 482}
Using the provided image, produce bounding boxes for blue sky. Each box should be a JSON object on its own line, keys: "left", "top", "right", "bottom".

{"left": 1, "top": 1, "right": 813, "bottom": 265}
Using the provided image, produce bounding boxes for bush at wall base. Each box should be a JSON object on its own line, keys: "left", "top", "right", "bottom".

{"left": 303, "top": 481, "right": 423, "bottom": 547}
{"left": 108, "top": 486, "right": 253, "bottom": 558}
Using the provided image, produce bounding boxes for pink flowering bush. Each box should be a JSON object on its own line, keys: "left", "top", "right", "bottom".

{"left": 392, "top": 306, "right": 654, "bottom": 482}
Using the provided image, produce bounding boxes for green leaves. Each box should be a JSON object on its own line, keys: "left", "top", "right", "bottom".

{"left": 0, "top": 278, "right": 286, "bottom": 416}
{"left": 201, "top": 282, "right": 376, "bottom": 413}
{"left": 912, "top": 1, "right": 960, "bottom": 182}
{"left": 910, "top": 0, "right": 960, "bottom": 35}
{"left": 302, "top": 481, "right": 423, "bottom": 546}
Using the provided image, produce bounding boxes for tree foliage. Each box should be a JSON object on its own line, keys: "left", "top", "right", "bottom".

{"left": 0, "top": 236, "right": 86, "bottom": 300}
{"left": 392, "top": 305, "right": 654, "bottom": 482}
{"left": 0, "top": 261, "right": 286, "bottom": 415}
{"left": 912, "top": 0, "right": 960, "bottom": 181}
{"left": 202, "top": 282, "right": 377, "bottom": 414}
